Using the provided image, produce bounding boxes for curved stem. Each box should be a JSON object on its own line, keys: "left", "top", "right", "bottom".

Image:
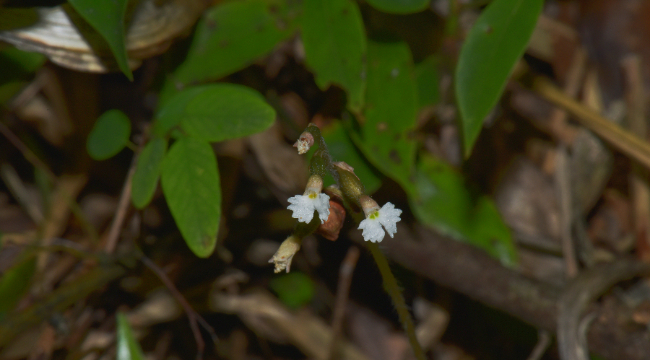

{"left": 367, "top": 242, "right": 425, "bottom": 360}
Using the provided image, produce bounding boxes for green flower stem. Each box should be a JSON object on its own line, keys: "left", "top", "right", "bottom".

{"left": 367, "top": 242, "right": 425, "bottom": 360}
{"left": 294, "top": 212, "right": 322, "bottom": 238}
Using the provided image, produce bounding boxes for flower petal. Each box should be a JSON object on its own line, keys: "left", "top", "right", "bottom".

{"left": 358, "top": 218, "right": 385, "bottom": 243}
{"left": 378, "top": 202, "right": 402, "bottom": 238}
{"left": 314, "top": 193, "right": 331, "bottom": 223}
{"left": 287, "top": 195, "right": 315, "bottom": 223}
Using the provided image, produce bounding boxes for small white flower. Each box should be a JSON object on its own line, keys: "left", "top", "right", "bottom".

{"left": 287, "top": 191, "right": 330, "bottom": 224}
{"left": 358, "top": 202, "right": 402, "bottom": 243}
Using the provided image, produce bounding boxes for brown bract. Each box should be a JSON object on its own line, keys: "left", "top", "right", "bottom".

{"left": 317, "top": 191, "right": 346, "bottom": 241}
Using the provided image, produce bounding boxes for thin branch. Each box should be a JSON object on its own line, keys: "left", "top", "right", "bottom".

{"left": 526, "top": 330, "right": 551, "bottom": 360}
{"left": 103, "top": 155, "right": 137, "bottom": 254}
{"left": 328, "top": 246, "right": 360, "bottom": 360}
{"left": 140, "top": 255, "right": 218, "bottom": 360}
{"left": 532, "top": 77, "right": 650, "bottom": 170}
{"left": 0, "top": 120, "right": 57, "bottom": 180}
{"left": 555, "top": 146, "right": 578, "bottom": 278}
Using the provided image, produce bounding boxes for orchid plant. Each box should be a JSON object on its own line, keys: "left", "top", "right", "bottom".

{"left": 269, "top": 123, "right": 425, "bottom": 360}
{"left": 269, "top": 123, "right": 403, "bottom": 272}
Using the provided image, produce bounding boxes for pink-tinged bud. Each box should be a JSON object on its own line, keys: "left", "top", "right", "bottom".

{"left": 293, "top": 131, "right": 314, "bottom": 154}
{"left": 334, "top": 161, "right": 364, "bottom": 204}
{"left": 317, "top": 187, "right": 346, "bottom": 241}
{"left": 333, "top": 161, "right": 356, "bottom": 175}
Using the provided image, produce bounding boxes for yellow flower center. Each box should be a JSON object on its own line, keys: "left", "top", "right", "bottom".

{"left": 308, "top": 192, "right": 317, "bottom": 199}
{"left": 369, "top": 211, "right": 379, "bottom": 220}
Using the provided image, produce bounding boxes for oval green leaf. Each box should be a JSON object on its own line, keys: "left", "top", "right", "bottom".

{"left": 67, "top": 0, "right": 133, "bottom": 80}
{"left": 161, "top": 137, "right": 221, "bottom": 258}
{"left": 116, "top": 312, "right": 145, "bottom": 360}
{"left": 355, "top": 40, "right": 418, "bottom": 189}
{"left": 157, "top": 84, "right": 276, "bottom": 142}
{"left": 365, "top": 0, "right": 429, "bottom": 14}
{"left": 174, "top": 0, "right": 300, "bottom": 85}
{"left": 87, "top": 109, "right": 131, "bottom": 160}
{"left": 409, "top": 155, "right": 517, "bottom": 266}
{"left": 302, "top": 0, "right": 366, "bottom": 112}
{"left": 455, "top": 0, "right": 543, "bottom": 157}
{"left": 131, "top": 137, "right": 167, "bottom": 209}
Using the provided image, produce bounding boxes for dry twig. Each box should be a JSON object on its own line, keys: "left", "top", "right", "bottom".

{"left": 328, "top": 246, "right": 360, "bottom": 360}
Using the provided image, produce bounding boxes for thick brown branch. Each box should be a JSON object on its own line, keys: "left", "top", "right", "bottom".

{"left": 363, "top": 225, "right": 650, "bottom": 360}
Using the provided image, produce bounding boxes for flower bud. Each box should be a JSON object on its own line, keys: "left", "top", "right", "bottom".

{"left": 269, "top": 235, "right": 302, "bottom": 273}
{"left": 293, "top": 131, "right": 314, "bottom": 154}
{"left": 334, "top": 162, "right": 365, "bottom": 205}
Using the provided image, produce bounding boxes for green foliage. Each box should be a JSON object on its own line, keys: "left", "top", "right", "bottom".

{"left": 173, "top": 0, "right": 300, "bottom": 85}
{"left": 62, "top": 0, "right": 521, "bottom": 262}
{"left": 357, "top": 40, "right": 418, "bottom": 188}
{"left": 68, "top": 0, "right": 133, "bottom": 80}
{"left": 116, "top": 312, "right": 146, "bottom": 360}
{"left": 410, "top": 155, "right": 517, "bottom": 265}
{"left": 155, "top": 84, "right": 276, "bottom": 142}
{"left": 0, "top": 256, "right": 36, "bottom": 321}
{"left": 301, "top": 0, "right": 366, "bottom": 112}
{"left": 87, "top": 109, "right": 131, "bottom": 160}
{"left": 455, "top": 0, "right": 543, "bottom": 157}
{"left": 131, "top": 137, "right": 167, "bottom": 209}
{"left": 414, "top": 55, "right": 440, "bottom": 109}
{"left": 365, "top": 0, "right": 429, "bottom": 14}
{"left": 161, "top": 137, "right": 221, "bottom": 258}
{"left": 177, "top": 84, "right": 276, "bottom": 142}
{"left": 269, "top": 272, "right": 315, "bottom": 309}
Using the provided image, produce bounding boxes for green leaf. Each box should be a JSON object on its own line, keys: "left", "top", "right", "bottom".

{"left": 365, "top": 0, "right": 429, "bottom": 14}
{"left": 161, "top": 137, "right": 221, "bottom": 258}
{"left": 132, "top": 137, "right": 167, "bottom": 209}
{"left": 302, "top": 0, "right": 366, "bottom": 112}
{"left": 87, "top": 109, "right": 131, "bottom": 160}
{"left": 356, "top": 40, "right": 418, "bottom": 189}
{"left": 153, "top": 86, "right": 207, "bottom": 137}
{"left": 116, "top": 312, "right": 145, "bottom": 360}
{"left": 269, "top": 272, "right": 315, "bottom": 309}
{"left": 322, "top": 121, "right": 382, "bottom": 194}
{"left": 0, "top": 257, "right": 36, "bottom": 321}
{"left": 409, "top": 155, "right": 517, "bottom": 266}
{"left": 68, "top": 0, "right": 133, "bottom": 80}
{"left": 156, "top": 84, "right": 276, "bottom": 142}
{"left": 181, "top": 84, "right": 275, "bottom": 142}
{"left": 173, "top": 0, "right": 300, "bottom": 85}
{"left": 414, "top": 56, "right": 439, "bottom": 109}
{"left": 455, "top": 0, "right": 543, "bottom": 157}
